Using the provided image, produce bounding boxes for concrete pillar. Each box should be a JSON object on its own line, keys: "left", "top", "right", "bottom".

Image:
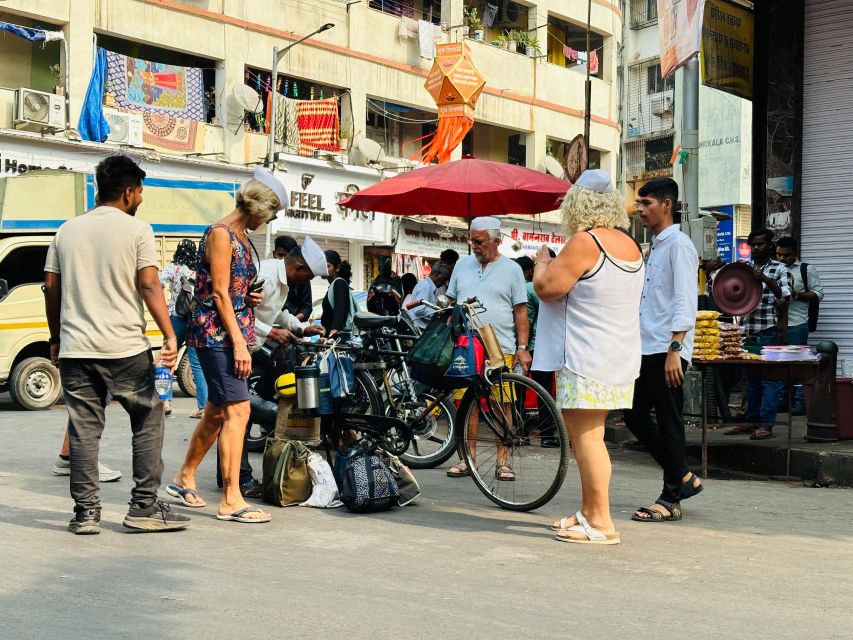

{"left": 442, "top": 0, "right": 464, "bottom": 41}
{"left": 526, "top": 126, "right": 547, "bottom": 171}
{"left": 64, "top": 2, "right": 95, "bottom": 129}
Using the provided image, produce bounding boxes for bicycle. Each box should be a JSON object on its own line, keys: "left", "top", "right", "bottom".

{"left": 350, "top": 309, "right": 459, "bottom": 469}
{"left": 394, "top": 298, "right": 569, "bottom": 512}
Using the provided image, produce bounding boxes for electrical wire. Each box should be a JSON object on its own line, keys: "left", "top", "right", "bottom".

{"left": 367, "top": 99, "right": 438, "bottom": 123}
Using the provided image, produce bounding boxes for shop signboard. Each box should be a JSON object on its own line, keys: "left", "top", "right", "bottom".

{"left": 270, "top": 163, "right": 391, "bottom": 244}
{"left": 396, "top": 219, "right": 468, "bottom": 259}
{"left": 701, "top": 0, "right": 753, "bottom": 100}
{"left": 709, "top": 204, "right": 734, "bottom": 262}
{"left": 500, "top": 221, "right": 567, "bottom": 257}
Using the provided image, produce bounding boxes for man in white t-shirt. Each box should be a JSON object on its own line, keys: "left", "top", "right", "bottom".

{"left": 44, "top": 155, "right": 188, "bottom": 536}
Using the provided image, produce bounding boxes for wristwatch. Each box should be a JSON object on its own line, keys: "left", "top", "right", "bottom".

{"left": 669, "top": 341, "right": 682, "bottom": 352}
{"left": 517, "top": 345, "right": 528, "bottom": 351}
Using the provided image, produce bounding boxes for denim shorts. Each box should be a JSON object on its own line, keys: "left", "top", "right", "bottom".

{"left": 196, "top": 346, "right": 249, "bottom": 405}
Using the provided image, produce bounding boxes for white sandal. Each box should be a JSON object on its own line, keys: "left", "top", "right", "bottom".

{"left": 555, "top": 511, "right": 620, "bottom": 545}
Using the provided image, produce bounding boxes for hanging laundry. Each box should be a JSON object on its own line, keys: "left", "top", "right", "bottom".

{"left": 265, "top": 93, "right": 301, "bottom": 153}
{"left": 562, "top": 45, "right": 578, "bottom": 62}
{"left": 399, "top": 16, "right": 418, "bottom": 39}
{"left": 483, "top": 4, "right": 499, "bottom": 28}
{"left": 418, "top": 20, "right": 435, "bottom": 59}
{"left": 294, "top": 97, "right": 340, "bottom": 156}
{"left": 78, "top": 48, "right": 110, "bottom": 142}
{"left": 0, "top": 21, "right": 64, "bottom": 43}
{"left": 589, "top": 50, "right": 599, "bottom": 74}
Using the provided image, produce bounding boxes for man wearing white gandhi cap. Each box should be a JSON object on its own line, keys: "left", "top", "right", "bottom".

{"left": 444, "top": 215, "right": 531, "bottom": 481}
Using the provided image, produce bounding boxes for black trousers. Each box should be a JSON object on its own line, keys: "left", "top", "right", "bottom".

{"left": 623, "top": 353, "right": 689, "bottom": 504}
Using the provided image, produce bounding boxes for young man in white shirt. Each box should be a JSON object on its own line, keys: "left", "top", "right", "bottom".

{"left": 623, "top": 178, "right": 703, "bottom": 523}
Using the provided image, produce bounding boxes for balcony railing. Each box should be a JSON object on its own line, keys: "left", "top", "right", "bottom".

{"left": 630, "top": 0, "right": 659, "bottom": 29}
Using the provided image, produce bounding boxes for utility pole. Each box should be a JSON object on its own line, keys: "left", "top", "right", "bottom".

{"left": 682, "top": 56, "right": 700, "bottom": 229}
{"left": 583, "top": 0, "right": 592, "bottom": 167}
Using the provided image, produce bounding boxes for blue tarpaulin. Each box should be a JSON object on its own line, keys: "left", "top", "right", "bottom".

{"left": 0, "top": 21, "right": 64, "bottom": 42}
{"left": 78, "top": 48, "right": 110, "bottom": 142}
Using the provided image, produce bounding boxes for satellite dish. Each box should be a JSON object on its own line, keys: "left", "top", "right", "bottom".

{"left": 233, "top": 84, "right": 262, "bottom": 113}
{"left": 353, "top": 137, "right": 384, "bottom": 165}
{"left": 543, "top": 155, "right": 566, "bottom": 179}
{"left": 565, "top": 134, "right": 588, "bottom": 183}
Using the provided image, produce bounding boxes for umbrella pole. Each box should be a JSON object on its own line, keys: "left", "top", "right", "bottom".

{"left": 467, "top": 193, "right": 472, "bottom": 255}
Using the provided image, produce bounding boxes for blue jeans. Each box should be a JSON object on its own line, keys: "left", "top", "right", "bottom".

{"left": 745, "top": 326, "right": 784, "bottom": 429}
{"left": 170, "top": 315, "right": 207, "bottom": 409}
{"left": 786, "top": 323, "right": 809, "bottom": 406}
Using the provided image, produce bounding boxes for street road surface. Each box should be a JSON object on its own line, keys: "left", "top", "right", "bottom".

{"left": 1, "top": 396, "right": 851, "bottom": 640}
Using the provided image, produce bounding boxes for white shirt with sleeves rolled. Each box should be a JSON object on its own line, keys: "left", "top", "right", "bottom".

{"left": 252, "top": 258, "right": 309, "bottom": 350}
{"left": 639, "top": 224, "right": 699, "bottom": 361}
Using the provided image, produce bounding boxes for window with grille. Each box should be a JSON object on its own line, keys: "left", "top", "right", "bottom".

{"left": 626, "top": 59, "right": 676, "bottom": 138}
{"left": 645, "top": 135, "right": 674, "bottom": 172}
{"left": 646, "top": 64, "right": 675, "bottom": 94}
{"left": 630, "top": 0, "right": 658, "bottom": 28}
{"left": 625, "top": 134, "right": 674, "bottom": 181}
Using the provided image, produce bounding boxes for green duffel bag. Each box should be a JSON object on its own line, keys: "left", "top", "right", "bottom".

{"left": 409, "top": 311, "right": 454, "bottom": 374}
{"left": 262, "top": 438, "right": 312, "bottom": 507}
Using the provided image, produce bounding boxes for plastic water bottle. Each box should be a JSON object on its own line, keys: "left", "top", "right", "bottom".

{"left": 513, "top": 362, "right": 524, "bottom": 375}
{"left": 154, "top": 364, "right": 172, "bottom": 400}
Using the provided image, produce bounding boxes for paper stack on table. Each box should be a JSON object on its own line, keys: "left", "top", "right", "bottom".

{"left": 760, "top": 346, "right": 817, "bottom": 362}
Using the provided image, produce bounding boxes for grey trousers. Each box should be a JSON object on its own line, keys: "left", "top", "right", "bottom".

{"left": 60, "top": 351, "right": 164, "bottom": 513}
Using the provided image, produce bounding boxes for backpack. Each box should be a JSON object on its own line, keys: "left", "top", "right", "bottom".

{"left": 327, "top": 277, "right": 357, "bottom": 333}
{"left": 261, "top": 438, "right": 312, "bottom": 507}
{"left": 339, "top": 446, "right": 399, "bottom": 513}
{"left": 174, "top": 275, "right": 194, "bottom": 319}
{"left": 800, "top": 263, "right": 820, "bottom": 332}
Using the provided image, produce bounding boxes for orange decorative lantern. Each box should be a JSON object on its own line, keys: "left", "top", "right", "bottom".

{"left": 419, "top": 42, "right": 486, "bottom": 163}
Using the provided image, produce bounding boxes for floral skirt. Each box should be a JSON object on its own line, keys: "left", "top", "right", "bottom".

{"left": 556, "top": 369, "right": 634, "bottom": 410}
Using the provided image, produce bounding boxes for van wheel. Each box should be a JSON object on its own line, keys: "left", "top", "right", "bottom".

{"left": 9, "top": 357, "right": 62, "bottom": 410}
{"left": 176, "top": 352, "right": 197, "bottom": 397}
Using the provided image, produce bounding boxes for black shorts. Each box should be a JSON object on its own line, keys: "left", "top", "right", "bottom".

{"left": 196, "top": 346, "right": 249, "bottom": 405}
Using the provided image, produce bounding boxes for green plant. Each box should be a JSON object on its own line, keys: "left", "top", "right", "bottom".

{"left": 546, "top": 138, "right": 554, "bottom": 157}
{"left": 465, "top": 7, "right": 482, "bottom": 31}
{"left": 527, "top": 36, "right": 542, "bottom": 56}
{"left": 340, "top": 116, "right": 353, "bottom": 139}
{"left": 491, "top": 39, "right": 502, "bottom": 46}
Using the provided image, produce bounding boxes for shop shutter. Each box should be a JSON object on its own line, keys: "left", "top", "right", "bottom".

{"left": 800, "top": 0, "right": 853, "bottom": 368}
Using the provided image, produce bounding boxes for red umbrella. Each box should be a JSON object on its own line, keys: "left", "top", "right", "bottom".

{"left": 340, "top": 157, "right": 571, "bottom": 217}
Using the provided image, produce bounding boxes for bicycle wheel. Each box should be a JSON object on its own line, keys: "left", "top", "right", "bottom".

{"left": 396, "top": 390, "right": 458, "bottom": 469}
{"left": 340, "top": 370, "right": 384, "bottom": 416}
{"left": 458, "top": 372, "right": 568, "bottom": 511}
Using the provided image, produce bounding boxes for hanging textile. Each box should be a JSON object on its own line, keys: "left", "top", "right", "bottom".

{"left": 0, "top": 22, "right": 64, "bottom": 43}
{"left": 418, "top": 20, "right": 435, "bottom": 59}
{"left": 141, "top": 112, "right": 201, "bottom": 152}
{"left": 105, "top": 50, "right": 206, "bottom": 120}
{"left": 78, "top": 48, "right": 110, "bottom": 142}
{"left": 294, "top": 97, "right": 340, "bottom": 156}
{"left": 562, "top": 45, "right": 578, "bottom": 62}
{"left": 589, "top": 50, "right": 600, "bottom": 75}
{"left": 265, "top": 92, "right": 301, "bottom": 152}
{"left": 419, "top": 43, "right": 486, "bottom": 164}
{"left": 483, "top": 4, "right": 499, "bottom": 28}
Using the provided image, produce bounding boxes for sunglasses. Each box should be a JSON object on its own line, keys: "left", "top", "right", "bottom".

{"left": 468, "top": 237, "right": 490, "bottom": 247}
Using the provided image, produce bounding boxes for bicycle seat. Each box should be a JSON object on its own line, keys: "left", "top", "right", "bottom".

{"left": 353, "top": 311, "right": 398, "bottom": 329}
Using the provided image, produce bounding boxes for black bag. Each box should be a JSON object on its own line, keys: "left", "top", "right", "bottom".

{"left": 174, "top": 275, "right": 194, "bottom": 319}
{"left": 339, "top": 446, "right": 399, "bottom": 513}
{"left": 800, "top": 263, "right": 820, "bottom": 332}
{"left": 254, "top": 344, "right": 297, "bottom": 402}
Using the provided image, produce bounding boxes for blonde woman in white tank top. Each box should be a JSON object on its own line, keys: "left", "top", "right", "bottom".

{"left": 532, "top": 170, "right": 644, "bottom": 546}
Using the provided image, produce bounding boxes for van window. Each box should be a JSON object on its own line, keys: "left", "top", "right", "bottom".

{"left": 0, "top": 245, "right": 49, "bottom": 290}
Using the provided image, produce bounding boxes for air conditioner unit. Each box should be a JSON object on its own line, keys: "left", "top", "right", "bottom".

{"left": 15, "top": 88, "right": 65, "bottom": 131}
{"left": 650, "top": 95, "right": 674, "bottom": 117}
{"left": 104, "top": 108, "right": 144, "bottom": 147}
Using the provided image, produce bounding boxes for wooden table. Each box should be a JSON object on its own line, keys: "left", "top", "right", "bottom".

{"left": 690, "top": 358, "right": 823, "bottom": 478}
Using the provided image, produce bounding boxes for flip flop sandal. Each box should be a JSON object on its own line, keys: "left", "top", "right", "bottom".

{"left": 550, "top": 514, "right": 580, "bottom": 531}
{"left": 631, "top": 499, "right": 682, "bottom": 522}
{"left": 165, "top": 484, "right": 206, "bottom": 508}
{"left": 446, "top": 462, "right": 470, "bottom": 477}
{"left": 216, "top": 505, "right": 271, "bottom": 523}
{"left": 680, "top": 472, "right": 704, "bottom": 501}
{"left": 495, "top": 465, "right": 516, "bottom": 482}
{"left": 750, "top": 429, "right": 776, "bottom": 440}
{"left": 555, "top": 511, "right": 620, "bottom": 545}
{"left": 725, "top": 425, "right": 754, "bottom": 435}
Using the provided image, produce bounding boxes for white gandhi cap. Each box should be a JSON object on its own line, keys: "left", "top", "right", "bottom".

{"left": 252, "top": 166, "right": 288, "bottom": 210}
{"left": 470, "top": 216, "right": 502, "bottom": 232}
{"left": 301, "top": 236, "right": 328, "bottom": 279}
{"left": 574, "top": 169, "right": 615, "bottom": 193}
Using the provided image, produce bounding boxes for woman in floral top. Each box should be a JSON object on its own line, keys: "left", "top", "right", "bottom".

{"left": 159, "top": 239, "right": 207, "bottom": 418}
{"left": 171, "top": 169, "right": 286, "bottom": 524}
